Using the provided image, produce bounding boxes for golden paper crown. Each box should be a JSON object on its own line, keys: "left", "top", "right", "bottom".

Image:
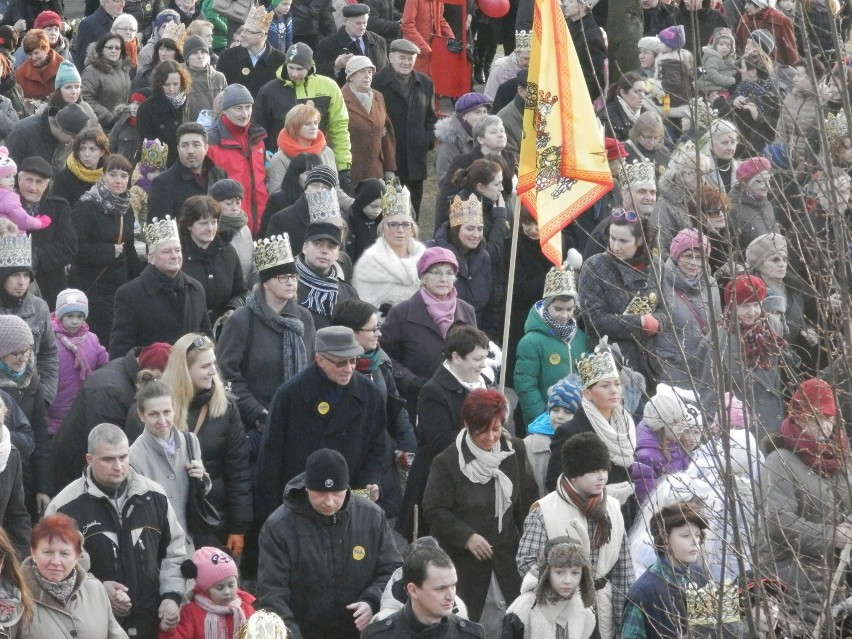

{"left": 826, "top": 112, "right": 850, "bottom": 146}
{"left": 686, "top": 580, "right": 742, "bottom": 626}
{"left": 542, "top": 265, "right": 578, "bottom": 300}
{"left": 306, "top": 190, "right": 340, "bottom": 223}
{"left": 0, "top": 234, "right": 30, "bottom": 269}
{"left": 381, "top": 180, "right": 412, "bottom": 218}
{"left": 515, "top": 30, "right": 532, "bottom": 51}
{"left": 144, "top": 216, "right": 179, "bottom": 248}
{"left": 621, "top": 160, "right": 656, "bottom": 188}
{"left": 254, "top": 234, "right": 294, "bottom": 273}
{"left": 160, "top": 21, "right": 186, "bottom": 45}
{"left": 577, "top": 337, "right": 619, "bottom": 388}
{"left": 623, "top": 291, "right": 658, "bottom": 315}
{"left": 140, "top": 138, "right": 168, "bottom": 170}
{"left": 449, "top": 193, "right": 482, "bottom": 227}
{"left": 245, "top": 6, "right": 274, "bottom": 32}
{"left": 237, "top": 610, "right": 289, "bottom": 639}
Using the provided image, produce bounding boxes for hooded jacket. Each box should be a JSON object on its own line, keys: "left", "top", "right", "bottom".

{"left": 697, "top": 45, "right": 737, "bottom": 94}
{"left": 81, "top": 43, "right": 132, "bottom": 129}
{"left": 185, "top": 62, "right": 226, "bottom": 122}
{"left": 434, "top": 114, "right": 474, "bottom": 185}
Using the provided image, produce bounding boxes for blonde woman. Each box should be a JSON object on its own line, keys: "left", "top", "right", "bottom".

{"left": 160, "top": 333, "right": 251, "bottom": 558}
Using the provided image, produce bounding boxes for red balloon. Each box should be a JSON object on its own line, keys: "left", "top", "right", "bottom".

{"left": 478, "top": 0, "right": 509, "bottom": 18}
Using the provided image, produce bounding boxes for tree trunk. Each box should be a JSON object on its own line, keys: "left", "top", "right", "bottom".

{"left": 606, "top": 0, "right": 644, "bottom": 81}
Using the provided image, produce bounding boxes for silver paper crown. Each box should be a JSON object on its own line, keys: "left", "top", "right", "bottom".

{"left": 144, "top": 216, "right": 179, "bottom": 247}
{"left": 577, "top": 336, "right": 619, "bottom": 388}
{"left": 381, "top": 180, "right": 413, "bottom": 219}
{"left": 0, "top": 234, "right": 30, "bottom": 269}
{"left": 826, "top": 112, "right": 850, "bottom": 146}
{"left": 449, "top": 193, "right": 482, "bottom": 227}
{"left": 542, "top": 265, "right": 577, "bottom": 300}
{"left": 621, "top": 160, "right": 656, "bottom": 188}
{"left": 306, "top": 190, "right": 340, "bottom": 223}
{"left": 254, "top": 234, "right": 294, "bottom": 272}
{"left": 515, "top": 30, "right": 532, "bottom": 51}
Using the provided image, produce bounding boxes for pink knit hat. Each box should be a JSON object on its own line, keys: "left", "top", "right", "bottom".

{"left": 669, "top": 228, "right": 711, "bottom": 261}
{"left": 417, "top": 247, "right": 458, "bottom": 277}
{"left": 0, "top": 146, "right": 17, "bottom": 180}
{"left": 711, "top": 392, "right": 746, "bottom": 433}
{"left": 183, "top": 546, "right": 238, "bottom": 592}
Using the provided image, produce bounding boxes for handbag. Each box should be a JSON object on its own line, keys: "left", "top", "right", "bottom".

{"left": 183, "top": 431, "right": 221, "bottom": 536}
{"left": 211, "top": 0, "right": 255, "bottom": 25}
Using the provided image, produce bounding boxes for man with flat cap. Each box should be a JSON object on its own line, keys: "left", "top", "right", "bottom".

{"left": 315, "top": 4, "right": 388, "bottom": 86}
{"left": 373, "top": 39, "right": 436, "bottom": 217}
{"left": 258, "top": 447, "right": 401, "bottom": 639}
{"left": 7, "top": 102, "right": 93, "bottom": 171}
{"left": 255, "top": 326, "right": 388, "bottom": 524}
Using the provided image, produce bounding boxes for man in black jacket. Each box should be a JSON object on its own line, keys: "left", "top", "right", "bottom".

{"left": 147, "top": 123, "right": 226, "bottom": 220}
{"left": 315, "top": 4, "right": 388, "bottom": 86}
{"left": 6, "top": 103, "right": 90, "bottom": 171}
{"left": 216, "top": 6, "right": 288, "bottom": 97}
{"left": 109, "top": 217, "right": 212, "bottom": 358}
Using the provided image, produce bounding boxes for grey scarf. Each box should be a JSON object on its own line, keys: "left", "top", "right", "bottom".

{"left": 32, "top": 565, "right": 76, "bottom": 605}
{"left": 78, "top": 180, "right": 130, "bottom": 218}
{"left": 246, "top": 290, "right": 307, "bottom": 380}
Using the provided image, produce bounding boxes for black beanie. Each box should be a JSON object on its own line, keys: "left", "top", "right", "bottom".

{"left": 561, "top": 432, "right": 611, "bottom": 478}
{"left": 305, "top": 448, "right": 349, "bottom": 491}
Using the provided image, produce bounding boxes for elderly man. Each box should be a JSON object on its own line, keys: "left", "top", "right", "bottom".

{"left": 6, "top": 102, "right": 90, "bottom": 171}
{"left": 258, "top": 448, "right": 401, "bottom": 639}
{"left": 255, "top": 327, "right": 387, "bottom": 523}
{"left": 372, "top": 39, "right": 436, "bottom": 217}
{"left": 47, "top": 423, "right": 187, "bottom": 639}
{"left": 315, "top": 4, "right": 388, "bottom": 86}
{"left": 217, "top": 6, "right": 288, "bottom": 98}
{"left": 109, "top": 216, "right": 211, "bottom": 358}
{"left": 74, "top": 0, "right": 125, "bottom": 70}
{"left": 147, "top": 123, "right": 226, "bottom": 220}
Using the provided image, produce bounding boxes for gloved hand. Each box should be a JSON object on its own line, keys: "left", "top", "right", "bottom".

{"left": 35, "top": 215, "right": 51, "bottom": 229}
{"left": 227, "top": 534, "right": 245, "bottom": 558}
{"left": 338, "top": 169, "right": 352, "bottom": 194}
{"left": 158, "top": 599, "right": 180, "bottom": 631}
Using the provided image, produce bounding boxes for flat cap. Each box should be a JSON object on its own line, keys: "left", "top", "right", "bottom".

{"left": 342, "top": 3, "right": 369, "bottom": 17}
{"left": 390, "top": 39, "right": 420, "bottom": 54}
{"left": 18, "top": 157, "right": 53, "bottom": 179}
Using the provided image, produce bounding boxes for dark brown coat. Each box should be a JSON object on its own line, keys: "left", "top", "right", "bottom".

{"left": 342, "top": 83, "right": 397, "bottom": 186}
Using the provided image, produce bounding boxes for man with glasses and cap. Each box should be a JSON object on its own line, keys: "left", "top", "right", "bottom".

{"left": 315, "top": 4, "right": 388, "bottom": 87}
{"left": 255, "top": 326, "right": 388, "bottom": 526}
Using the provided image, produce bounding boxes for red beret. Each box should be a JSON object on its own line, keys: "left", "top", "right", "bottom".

{"left": 724, "top": 274, "right": 766, "bottom": 307}
{"left": 137, "top": 342, "right": 172, "bottom": 371}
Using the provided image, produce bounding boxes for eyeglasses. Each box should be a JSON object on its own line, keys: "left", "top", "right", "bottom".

{"left": 387, "top": 221, "right": 413, "bottom": 230}
{"left": 358, "top": 326, "right": 381, "bottom": 334}
{"left": 273, "top": 274, "right": 298, "bottom": 283}
{"left": 319, "top": 353, "right": 357, "bottom": 368}
{"left": 188, "top": 335, "right": 213, "bottom": 351}
{"left": 115, "top": 26, "right": 137, "bottom": 32}
{"left": 611, "top": 208, "right": 640, "bottom": 223}
{"left": 426, "top": 269, "right": 456, "bottom": 279}
{"left": 7, "top": 348, "right": 30, "bottom": 362}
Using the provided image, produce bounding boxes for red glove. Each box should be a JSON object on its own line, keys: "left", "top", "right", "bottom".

{"left": 35, "top": 215, "right": 51, "bottom": 229}
{"left": 641, "top": 313, "right": 660, "bottom": 335}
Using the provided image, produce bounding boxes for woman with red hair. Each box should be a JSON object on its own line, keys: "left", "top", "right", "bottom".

{"left": 19, "top": 513, "right": 126, "bottom": 638}
{"left": 422, "top": 388, "right": 537, "bottom": 635}
{"left": 759, "top": 378, "right": 852, "bottom": 633}
{"left": 697, "top": 273, "right": 790, "bottom": 437}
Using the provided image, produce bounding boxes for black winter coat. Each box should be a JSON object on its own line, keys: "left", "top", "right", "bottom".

{"left": 52, "top": 348, "right": 142, "bottom": 492}
{"left": 643, "top": 2, "right": 679, "bottom": 35}
{"left": 255, "top": 363, "right": 388, "bottom": 523}
{"left": 51, "top": 165, "right": 99, "bottom": 207}
{"left": 136, "top": 92, "right": 188, "bottom": 167}
{"left": 29, "top": 194, "right": 77, "bottom": 310}
{"left": 216, "top": 44, "right": 288, "bottom": 100}
{"left": 372, "top": 65, "right": 436, "bottom": 181}
{"left": 124, "top": 0, "right": 162, "bottom": 39}
{"left": 72, "top": 7, "right": 113, "bottom": 71}
{"left": 6, "top": 110, "right": 65, "bottom": 170}
{"left": 363, "top": 0, "right": 402, "bottom": 41}
{"left": 109, "top": 265, "right": 212, "bottom": 358}
{"left": 568, "top": 13, "right": 607, "bottom": 103}
{"left": 0, "top": 448, "right": 30, "bottom": 558}
{"left": 598, "top": 100, "right": 641, "bottom": 142}
{"left": 266, "top": 194, "right": 309, "bottom": 246}
{"left": 180, "top": 233, "right": 246, "bottom": 324}
{"left": 315, "top": 28, "right": 388, "bottom": 86}
{"left": 289, "top": 0, "right": 336, "bottom": 38}
{"left": 677, "top": 7, "right": 730, "bottom": 54}
{"left": 257, "top": 477, "right": 402, "bottom": 639}
{"left": 362, "top": 603, "right": 484, "bottom": 639}
{"left": 147, "top": 157, "right": 227, "bottom": 221}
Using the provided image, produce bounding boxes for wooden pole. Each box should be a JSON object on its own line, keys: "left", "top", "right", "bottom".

{"left": 499, "top": 194, "right": 523, "bottom": 392}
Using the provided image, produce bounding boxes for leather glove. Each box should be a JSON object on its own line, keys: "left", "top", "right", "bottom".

{"left": 338, "top": 169, "right": 352, "bottom": 194}
{"left": 227, "top": 534, "right": 245, "bottom": 558}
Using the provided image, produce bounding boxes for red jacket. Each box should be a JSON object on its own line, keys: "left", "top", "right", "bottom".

{"left": 159, "top": 589, "right": 256, "bottom": 639}
{"left": 15, "top": 48, "right": 64, "bottom": 99}
{"left": 206, "top": 115, "right": 269, "bottom": 236}
{"left": 401, "top": 0, "right": 454, "bottom": 74}
{"left": 736, "top": 8, "right": 799, "bottom": 66}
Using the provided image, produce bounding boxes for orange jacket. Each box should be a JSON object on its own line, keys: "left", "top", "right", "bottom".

{"left": 15, "top": 48, "right": 64, "bottom": 100}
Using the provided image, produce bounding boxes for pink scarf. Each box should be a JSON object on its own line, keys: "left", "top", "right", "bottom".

{"left": 421, "top": 287, "right": 457, "bottom": 337}
{"left": 193, "top": 591, "right": 247, "bottom": 639}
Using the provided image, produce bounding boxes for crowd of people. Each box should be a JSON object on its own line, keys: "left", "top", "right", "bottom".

{"left": 0, "top": 0, "right": 843, "bottom": 637}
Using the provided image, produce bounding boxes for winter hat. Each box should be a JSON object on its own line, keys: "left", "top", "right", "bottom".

{"left": 209, "top": 179, "right": 244, "bottom": 201}
{"left": 180, "top": 546, "right": 238, "bottom": 592}
{"left": 35, "top": 11, "right": 62, "bottom": 29}
{"left": 455, "top": 92, "right": 492, "bottom": 115}
{"left": 605, "top": 137, "right": 628, "bottom": 161}
{"left": 750, "top": 29, "right": 775, "bottom": 55}
{"left": 137, "top": 342, "right": 172, "bottom": 371}
{"left": 735, "top": 156, "right": 771, "bottom": 184}
{"left": 669, "top": 228, "right": 711, "bottom": 261}
{"left": 154, "top": 9, "right": 181, "bottom": 31}
{"left": 55, "top": 103, "right": 91, "bottom": 137}
{"left": 650, "top": 503, "right": 708, "bottom": 552}
{"left": 789, "top": 378, "right": 837, "bottom": 419}
{"left": 762, "top": 288, "right": 786, "bottom": 313}
{"left": 55, "top": 289, "right": 89, "bottom": 320}
{"left": 658, "top": 25, "right": 685, "bottom": 50}
{"left": 745, "top": 233, "right": 787, "bottom": 269}
{"left": 749, "top": 0, "right": 776, "bottom": 11}
{"left": 762, "top": 142, "right": 791, "bottom": 170}
{"left": 182, "top": 35, "right": 208, "bottom": 59}
{"left": 220, "top": 84, "right": 253, "bottom": 111}
{"left": 637, "top": 36, "right": 661, "bottom": 54}
{"left": 18, "top": 157, "right": 53, "bottom": 179}
{"left": 131, "top": 87, "right": 152, "bottom": 104}
{"left": 353, "top": 178, "right": 386, "bottom": 215}
{"left": 711, "top": 392, "right": 746, "bottom": 432}
{"left": 390, "top": 39, "right": 420, "bottom": 55}
{"left": 547, "top": 378, "right": 582, "bottom": 413}
{"left": 560, "top": 432, "right": 611, "bottom": 478}
{"left": 305, "top": 165, "right": 338, "bottom": 190}
{"left": 0, "top": 147, "right": 16, "bottom": 180}
{"left": 535, "top": 537, "right": 596, "bottom": 607}
{"left": 0, "top": 315, "right": 33, "bottom": 358}
{"left": 55, "top": 60, "right": 81, "bottom": 89}
{"left": 285, "top": 42, "right": 314, "bottom": 70}
{"left": 0, "top": 27, "right": 18, "bottom": 51}
{"left": 305, "top": 448, "right": 349, "bottom": 491}
{"left": 304, "top": 221, "right": 342, "bottom": 245}
{"left": 710, "top": 27, "right": 734, "bottom": 47}
{"left": 345, "top": 55, "right": 375, "bottom": 79}
{"left": 643, "top": 389, "right": 689, "bottom": 433}
{"left": 724, "top": 274, "right": 766, "bottom": 307}
{"left": 416, "top": 246, "right": 458, "bottom": 277}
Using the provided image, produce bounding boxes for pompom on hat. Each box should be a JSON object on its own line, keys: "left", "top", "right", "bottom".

{"left": 736, "top": 157, "right": 772, "bottom": 184}
{"left": 0, "top": 315, "right": 33, "bottom": 358}
{"left": 180, "top": 546, "right": 238, "bottom": 592}
{"left": 658, "top": 25, "right": 685, "bottom": 50}
{"left": 724, "top": 273, "right": 766, "bottom": 307}
{"left": 55, "top": 289, "right": 89, "bottom": 320}
{"left": 669, "top": 228, "right": 711, "bottom": 262}
{"left": 0, "top": 147, "right": 16, "bottom": 180}
{"left": 789, "top": 378, "right": 837, "bottom": 419}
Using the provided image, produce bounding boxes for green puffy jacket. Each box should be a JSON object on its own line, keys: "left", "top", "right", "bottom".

{"left": 201, "top": 0, "right": 229, "bottom": 50}
{"left": 514, "top": 305, "right": 588, "bottom": 426}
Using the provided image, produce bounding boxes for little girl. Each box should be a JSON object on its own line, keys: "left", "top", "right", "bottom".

{"left": 503, "top": 537, "right": 596, "bottom": 639}
{"left": 161, "top": 546, "right": 256, "bottom": 639}
{"left": 46, "top": 289, "right": 109, "bottom": 436}
{"left": 0, "top": 148, "right": 50, "bottom": 234}
{"left": 699, "top": 28, "right": 737, "bottom": 100}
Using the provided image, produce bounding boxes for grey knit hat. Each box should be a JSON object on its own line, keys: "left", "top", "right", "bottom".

{"left": 208, "top": 179, "right": 244, "bottom": 201}
{"left": 55, "top": 103, "right": 91, "bottom": 137}
{"left": 0, "top": 315, "right": 33, "bottom": 358}
{"left": 285, "top": 42, "right": 313, "bottom": 69}
{"left": 745, "top": 233, "right": 787, "bottom": 270}
{"left": 182, "top": 35, "right": 208, "bottom": 59}
{"left": 220, "top": 84, "right": 253, "bottom": 110}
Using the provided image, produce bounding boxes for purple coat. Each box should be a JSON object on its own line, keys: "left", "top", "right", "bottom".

{"left": 631, "top": 421, "right": 692, "bottom": 504}
{"left": 46, "top": 315, "right": 109, "bottom": 435}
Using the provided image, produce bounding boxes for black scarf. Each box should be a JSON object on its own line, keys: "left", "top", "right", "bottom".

{"left": 296, "top": 256, "right": 338, "bottom": 318}
{"left": 78, "top": 180, "right": 130, "bottom": 218}
{"left": 246, "top": 290, "right": 307, "bottom": 381}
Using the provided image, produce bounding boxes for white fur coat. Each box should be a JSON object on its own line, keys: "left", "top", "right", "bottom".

{"left": 352, "top": 237, "right": 426, "bottom": 308}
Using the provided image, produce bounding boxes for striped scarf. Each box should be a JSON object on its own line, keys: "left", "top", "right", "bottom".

{"left": 296, "top": 257, "right": 339, "bottom": 318}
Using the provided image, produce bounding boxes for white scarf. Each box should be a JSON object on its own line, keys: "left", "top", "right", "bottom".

{"left": 456, "top": 429, "right": 514, "bottom": 532}
{"left": 0, "top": 426, "right": 11, "bottom": 473}
{"left": 580, "top": 397, "right": 636, "bottom": 469}
{"left": 443, "top": 360, "right": 486, "bottom": 392}
{"left": 617, "top": 96, "right": 641, "bottom": 123}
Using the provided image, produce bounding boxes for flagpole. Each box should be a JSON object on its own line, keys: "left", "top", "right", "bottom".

{"left": 499, "top": 194, "right": 522, "bottom": 392}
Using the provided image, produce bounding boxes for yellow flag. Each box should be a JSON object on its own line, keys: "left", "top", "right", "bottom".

{"left": 517, "top": 0, "right": 613, "bottom": 266}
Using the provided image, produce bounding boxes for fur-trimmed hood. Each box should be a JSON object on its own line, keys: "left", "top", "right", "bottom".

{"left": 434, "top": 114, "right": 471, "bottom": 147}
{"left": 84, "top": 41, "right": 132, "bottom": 74}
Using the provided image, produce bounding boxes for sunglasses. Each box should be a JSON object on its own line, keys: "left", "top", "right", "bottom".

{"left": 611, "top": 208, "right": 640, "bottom": 223}
{"left": 320, "top": 354, "right": 357, "bottom": 369}
{"left": 188, "top": 335, "right": 213, "bottom": 351}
